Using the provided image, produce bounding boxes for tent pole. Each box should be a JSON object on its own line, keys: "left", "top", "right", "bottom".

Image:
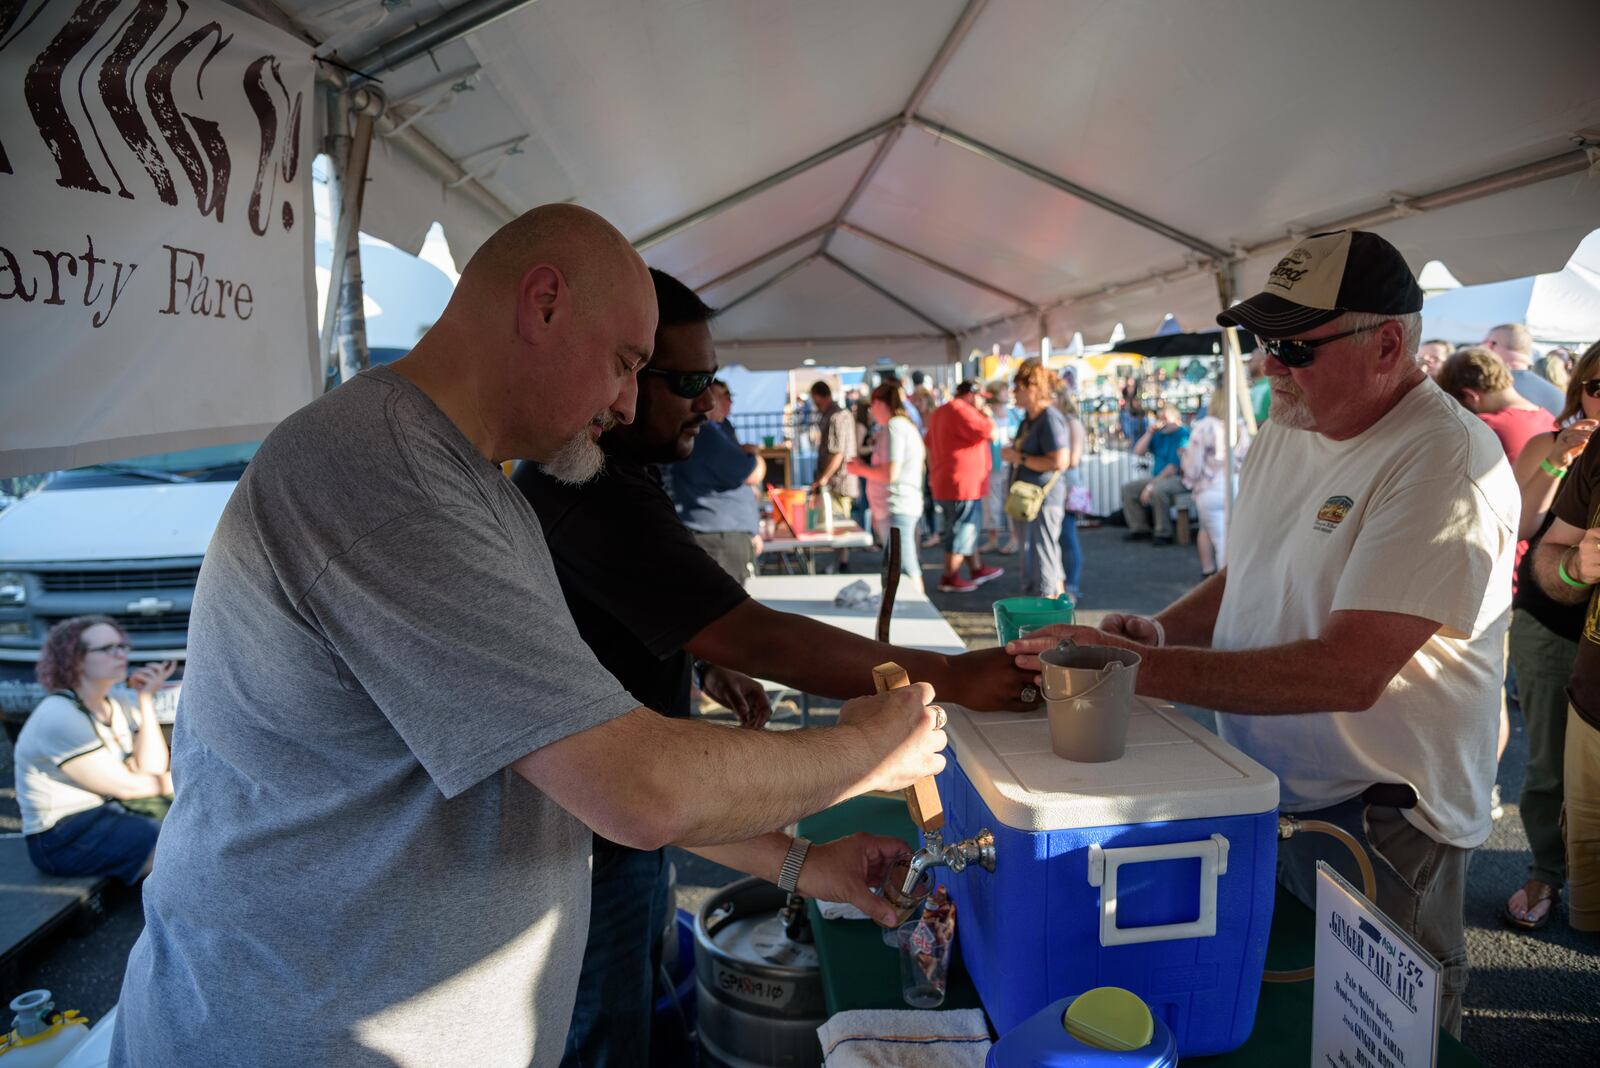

{"left": 320, "top": 85, "right": 385, "bottom": 388}
{"left": 697, "top": 224, "right": 834, "bottom": 292}
{"left": 838, "top": 223, "right": 1035, "bottom": 310}
{"left": 821, "top": 254, "right": 954, "bottom": 336}
{"left": 347, "top": 0, "right": 544, "bottom": 79}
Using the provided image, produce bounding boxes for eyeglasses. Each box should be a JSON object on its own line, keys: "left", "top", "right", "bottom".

{"left": 1261, "top": 322, "right": 1388, "bottom": 368}
{"left": 1582, "top": 379, "right": 1600, "bottom": 399}
{"left": 641, "top": 366, "right": 718, "bottom": 399}
{"left": 84, "top": 642, "right": 131, "bottom": 655}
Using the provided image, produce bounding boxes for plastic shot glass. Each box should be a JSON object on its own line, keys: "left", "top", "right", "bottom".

{"left": 897, "top": 920, "right": 954, "bottom": 1009}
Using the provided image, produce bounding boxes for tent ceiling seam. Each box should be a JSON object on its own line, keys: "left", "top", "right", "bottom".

{"left": 716, "top": 253, "right": 823, "bottom": 316}
{"left": 956, "top": 146, "right": 1597, "bottom": 343}
{"left": 694, "top": 223, "right": 835, "bottom": 293}
{"left": 820, "top": 253, "right": 955, "bottom": 337}
{"left": 821, "top": 0, "right": 989, "bottom": 255}
{"left": 631, "top": 120, "right": 898, "bottom": 251}
{"left": 906, "top": 116, "right": 1230, "bottom": 262}
{"left": 837, "top": 222, "right": 1036, "bottom": 310}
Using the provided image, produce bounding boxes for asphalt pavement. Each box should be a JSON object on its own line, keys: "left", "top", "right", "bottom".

{"left": 3, "top": 522, "right": 1596, "bottom": 1064}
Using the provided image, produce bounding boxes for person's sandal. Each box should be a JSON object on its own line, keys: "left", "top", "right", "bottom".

{"left": 1503, "top": 879, "right": 1559, "bottom": 931}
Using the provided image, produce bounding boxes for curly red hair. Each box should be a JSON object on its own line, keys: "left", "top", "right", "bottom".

{"left": 36, "top": 615, "right": 124, "bottom": 692}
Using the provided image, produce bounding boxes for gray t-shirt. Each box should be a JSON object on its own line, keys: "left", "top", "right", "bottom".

{"left": 112, "top": 367, "right": 639, "bottom": 1068}
{"left": 1511, "top": 368, "right": 1566, "bottom": 418}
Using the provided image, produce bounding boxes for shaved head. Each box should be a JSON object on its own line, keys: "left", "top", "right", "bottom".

{"left": 396, "top": 204, "right": 657, "bottom": 468}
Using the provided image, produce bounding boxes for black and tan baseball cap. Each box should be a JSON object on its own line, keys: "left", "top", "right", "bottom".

{"left": 1216, "top": 229, "right": 1423, "bottom": 338}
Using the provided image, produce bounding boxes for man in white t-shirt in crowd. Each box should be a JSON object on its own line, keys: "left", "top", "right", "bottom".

{"left": 1011, "top": 230, "right": 1518, "bottom": 1036}
{"left": 1483, "top": 322, "right": 1565, "bottom": 418}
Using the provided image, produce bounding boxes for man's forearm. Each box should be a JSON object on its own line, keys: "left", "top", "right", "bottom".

{"left": 1152, "top": 463, "right": 1179, "bottom": 481}
{"left": 814, "top": 454, "right": 843, "bottom": 484}
{"left": 1153, "top": 570, "right": 1226, "bottom": 647}
{"left": 1138, "top": 639, "right": 1383, "bottom": 714}
{"left": 687, "top": 832, "right": 790, "bottom": 883}
{"left": 691, "top": 602, "right": 953, "bottom": 703}
{"left": 1531, "top": 541, "right": 1591, "bottom": 604}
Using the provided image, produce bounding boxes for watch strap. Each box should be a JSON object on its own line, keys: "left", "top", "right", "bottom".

{"left": 777, "top": 836, "right": 811, "bottom": 893}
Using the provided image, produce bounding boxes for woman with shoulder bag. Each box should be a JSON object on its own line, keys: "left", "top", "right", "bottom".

{"left": 1001, "top": 361, "right": 1072, "bottom": 597}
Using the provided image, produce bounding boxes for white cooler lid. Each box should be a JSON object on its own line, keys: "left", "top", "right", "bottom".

{"left": 944, "top": 700, "right": 1279, "bottom": 831}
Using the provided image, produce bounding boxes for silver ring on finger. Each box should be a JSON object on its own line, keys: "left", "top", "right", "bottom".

{"left": 1020, "top": 684, "right": 1039, "bottom": 704}
{"left": 931, "top": 705, "right": 947, "bottom": 731}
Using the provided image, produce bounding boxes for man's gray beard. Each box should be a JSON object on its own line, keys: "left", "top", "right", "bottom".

{"left": 539, "top": 430, "right": 606, "bottom": 485}
{"left": 1269, "top": 389, "right": 1316, "bottom": 430}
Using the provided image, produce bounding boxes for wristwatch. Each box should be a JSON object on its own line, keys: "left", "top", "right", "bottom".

{"left": 777, "top": 835, "right": 811, "bottom": 893}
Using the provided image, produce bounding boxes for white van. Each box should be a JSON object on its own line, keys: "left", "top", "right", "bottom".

{"left": 0, "top": 441, "right": 258, "bottom": 732}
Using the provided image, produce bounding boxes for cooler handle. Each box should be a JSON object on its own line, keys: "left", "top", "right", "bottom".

{"left": 1087, "top": 834, "right": 1229, "bottom": 947}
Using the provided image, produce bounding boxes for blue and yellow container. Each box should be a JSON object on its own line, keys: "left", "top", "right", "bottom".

{"left": 988, "top": 988, "right": 1178, "bottom": 1067}
{"left": 935, "top": 701, "right": 1280, "bottom": 1056}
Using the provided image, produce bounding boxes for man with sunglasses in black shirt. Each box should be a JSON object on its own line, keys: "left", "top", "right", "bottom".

{"left": 1010, "top": 230, "right": 1519, "bottom": 1035}
{"left": 514, "top": 268, "right": 1034, "bottom": 1066}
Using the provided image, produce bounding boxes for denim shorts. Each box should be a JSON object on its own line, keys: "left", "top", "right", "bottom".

{"left": 27, "top": 802, "right": 161, "bottom": 885}
{"left": 935, "top": 499, "right": 982, "bottom": 557}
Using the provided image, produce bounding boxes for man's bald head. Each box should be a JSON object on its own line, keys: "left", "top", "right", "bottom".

{"left": 452, "top": 203, "right": 650, "bottom": 320}
{"left": 397, "top": 204, "right": 657, "bottom": 470}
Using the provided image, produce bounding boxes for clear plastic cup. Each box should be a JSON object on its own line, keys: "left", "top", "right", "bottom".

{"left": 897, "top": 920, "right": 953, "bottom": 1008}
{"left": 879, "top": 855, "right": 934, "bottom": 945}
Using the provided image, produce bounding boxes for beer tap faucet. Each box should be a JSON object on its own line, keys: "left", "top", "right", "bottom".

{"left": 902, "top": 828, "right": 997, "bottom": 895}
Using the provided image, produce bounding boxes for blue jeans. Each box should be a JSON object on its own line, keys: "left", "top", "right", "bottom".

{"left": 27, "top": 802, "right": 160, "bottom": 885}
{"left": 563, "top": 844, "right": 670, "bottom": 1068}
{"left": 873, "top": 512, "right": 922, "bottom": 583}
{"left": 934, "top": 499, "right": 981, "bottom": 558}
{"left": 1020, "top": 502, "right": 1066, "bottom": 596}
{"left": 1058, "top": 507, "right": 1082, "bottom": 599}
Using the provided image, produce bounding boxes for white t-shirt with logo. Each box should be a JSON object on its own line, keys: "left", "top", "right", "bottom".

{"left": 1214, "top": 378, "right": 1517, "bottom": 848}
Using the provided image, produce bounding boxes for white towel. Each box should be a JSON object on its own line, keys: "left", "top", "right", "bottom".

{"left": 817, "top": 1008, "right": 992, "bottom": 1067}
{"left": 816, "top": 899, "right": 871, "bottom": 921}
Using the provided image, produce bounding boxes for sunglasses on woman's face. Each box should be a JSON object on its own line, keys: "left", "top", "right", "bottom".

{"left": 1582, "top": 379, "right": 1600, "bottom": 399}
{"left": 1261, "top": 322, "right": 1388, "bottom": 368}
{"left": 641, "top": 366, "right": 718, "bottom": 399}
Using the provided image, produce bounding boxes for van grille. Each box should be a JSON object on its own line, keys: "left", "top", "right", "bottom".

{"left": 37, "top": 567, "right": 201, "bottom": 593}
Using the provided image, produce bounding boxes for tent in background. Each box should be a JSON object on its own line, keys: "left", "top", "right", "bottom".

{"left": 1421, "top": 230, "right": 1600, "bottom": 348}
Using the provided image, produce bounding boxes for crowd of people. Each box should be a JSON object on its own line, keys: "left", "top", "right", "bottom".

{"left": 7, "top": 209, "right": 1597, "bottom": 1067}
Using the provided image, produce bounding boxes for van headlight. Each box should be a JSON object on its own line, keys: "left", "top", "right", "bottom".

{"left": 0, "top": 572, "right": 25, "bottom": 606}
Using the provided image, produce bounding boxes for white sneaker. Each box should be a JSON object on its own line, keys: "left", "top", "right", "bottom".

{"left": 1490, "top": 783, "right": 1504, "bottom": 821}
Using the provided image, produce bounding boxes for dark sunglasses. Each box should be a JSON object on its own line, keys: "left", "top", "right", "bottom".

{"left": 1582, "top": 379, "right": 1600, "bottom": 399}
{"left": 1262, "top": 322, "right": 1387, "bottom": 368}
{"left": 641, "top": 366, "right": 718, "bottom": 399}
{"left": 84, "top": 641, "right": 131, "bottom": 655}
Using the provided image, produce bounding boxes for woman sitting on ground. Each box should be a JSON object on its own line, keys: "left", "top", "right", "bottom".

{"left": 14, "top": 616, "right": 175, "bottom": 884}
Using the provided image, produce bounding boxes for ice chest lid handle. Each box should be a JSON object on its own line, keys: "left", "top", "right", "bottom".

{"left": 1087, "top": 834, "right": 1230, "bottom": 947}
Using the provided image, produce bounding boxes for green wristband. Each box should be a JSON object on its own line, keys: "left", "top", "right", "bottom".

{"left": 1559, "top": 550, "right": 1593, "bottom": 589}
{"left": 1540, "top": 458, "right": 1568, "bottom": 478}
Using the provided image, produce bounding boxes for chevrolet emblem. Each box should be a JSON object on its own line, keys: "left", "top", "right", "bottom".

{"left": 126, "top": 596, "right": 174, "bottom": 616}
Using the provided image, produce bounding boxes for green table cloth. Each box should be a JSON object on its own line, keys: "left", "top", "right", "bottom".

{"left": 797, "top": 796, "right": 1486, "bottom": 1067}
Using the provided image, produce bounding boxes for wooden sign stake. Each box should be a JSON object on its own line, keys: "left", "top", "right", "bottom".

{"left": 873, "top": 661, "right": 945, "bottom": 832}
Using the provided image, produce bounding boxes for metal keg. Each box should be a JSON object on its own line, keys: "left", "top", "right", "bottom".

{"left": 695, "top": 878, "right": 826, "bottom": 1068}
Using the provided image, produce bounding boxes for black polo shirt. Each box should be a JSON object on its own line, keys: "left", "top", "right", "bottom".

{"left": 511, "top": 444, "right": 750, "bottom": 720}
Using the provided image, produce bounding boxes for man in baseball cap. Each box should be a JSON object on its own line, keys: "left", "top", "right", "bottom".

{"left": 1012, "top": 229, "right": 1518, "bottom": 1034}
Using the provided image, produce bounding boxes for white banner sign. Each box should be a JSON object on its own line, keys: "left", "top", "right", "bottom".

{"left": 0, "top": 0, "right": 316, "bottom": 478}
{"left": 1312, "top": 862, "right": 1441, "bottom": 1068}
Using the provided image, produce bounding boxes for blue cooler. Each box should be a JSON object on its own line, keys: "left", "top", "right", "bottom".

{"left": 934, "top": 700, "right": 1279, "bottom": 1056}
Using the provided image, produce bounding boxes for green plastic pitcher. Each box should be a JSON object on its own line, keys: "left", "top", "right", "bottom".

{"left": 992, "top": 595, "right": 1075, "bottom": 646}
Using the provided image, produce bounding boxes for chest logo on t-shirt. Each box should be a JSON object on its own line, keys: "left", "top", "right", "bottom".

{"left": 1313, "top": 495, "right": 1354, "bottom": 533}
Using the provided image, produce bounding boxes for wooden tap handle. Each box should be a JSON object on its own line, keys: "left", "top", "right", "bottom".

{"left": 872, "top": 661, "right": 945, "bottom": 833}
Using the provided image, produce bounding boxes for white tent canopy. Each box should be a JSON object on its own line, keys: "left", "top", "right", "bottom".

{"left": 244, "top": 0, "right": 1600, "bottom": 376}
{"left": 1421, "top": 230, "right": 1600, "bottom": 348}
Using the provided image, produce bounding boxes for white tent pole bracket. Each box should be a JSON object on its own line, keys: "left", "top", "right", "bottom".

{"left": 837, "top": 222, "right": 1035, "bottom": 310}
{"left": 632, "top": 119, "right": 899, "bottom": 251}
{"left": 907, "top": 116, "right": 1230, "bottom": 263}
{"left": 821, "top": 253, "right": 954, "bottom": 336}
